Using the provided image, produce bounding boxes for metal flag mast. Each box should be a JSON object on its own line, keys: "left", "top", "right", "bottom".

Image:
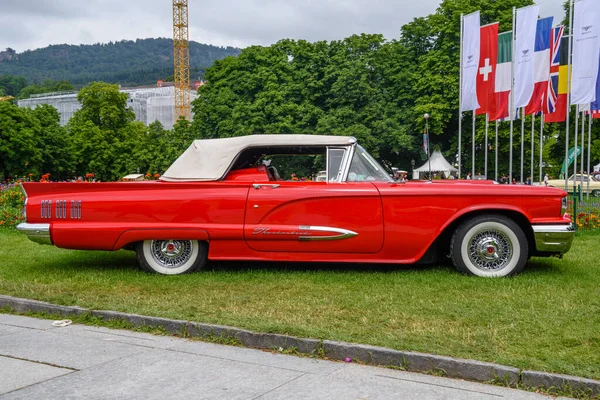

{"left": 509, "top": 6, "right": 516, "bottom": 183}
{"left": 521, "top": 110, "right": 525, "bottom": 183}
{"left": 495, "top": 120, "right": 499, "bottom": 181}
{"left": 539, "top": 113, "right": 544, "bottom": 184}
{"left": 531, "top": 114, "right": 535, "bottom": 184}
{"left": 580, "top": 109, "right": 585, "bottom": 189}
{"left": 458, "top": 14, "right": 464, "bottom": 179}
{"left": 587, "top": 113, "right": 592, "bottom": 197}
{"left": 484, "top": 113, "right": 488, "bottom": 179}
{"left": 565, "top": 0, "right": 574, "bottom": 189}
{"left": 472, "top": 111, "right": 476, "bottom": 178}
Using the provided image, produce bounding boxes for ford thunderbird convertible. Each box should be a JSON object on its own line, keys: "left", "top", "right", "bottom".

{"left": 17, "top": 134, "right": 574, "bottom": 277}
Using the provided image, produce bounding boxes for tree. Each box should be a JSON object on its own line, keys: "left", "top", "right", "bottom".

{"left": 27, "top": 104, "right": 74, "bottom": 180}
{"left": 67, "top": 82, "right": 137, "bottom": 180}
{"left": 0, "top": 102, "right": 42, "bottom": 180}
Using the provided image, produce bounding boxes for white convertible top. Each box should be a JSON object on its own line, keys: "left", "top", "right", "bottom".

{"left": 160, "top": 134, "right": 356, "bottom": 182}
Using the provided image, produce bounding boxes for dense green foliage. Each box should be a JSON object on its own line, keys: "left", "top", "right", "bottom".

{"left": 0, "top": 38, "right": 240, "bottom": 87}
{"left": 0, "top": 185, "right": 25, "bottom": 227}
{"left": 0, "top": 75, "right": 74, "bottom": 99}
{"left": 0, "top": 82, "right": 192, "bottom": 182}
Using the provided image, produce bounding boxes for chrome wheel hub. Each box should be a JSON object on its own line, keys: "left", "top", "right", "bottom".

{"left": 151, "top": 240, "right": 193, "bottom": 268}
{"left": 468, "top": 230, "right": 513, "bottom": 271}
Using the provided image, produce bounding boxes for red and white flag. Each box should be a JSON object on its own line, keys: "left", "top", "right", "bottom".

{"left": 524, "top": 17, "right": 553, "bottom": 115}
{"left": 476, "top": 23, "right": 498, "bottom": 115}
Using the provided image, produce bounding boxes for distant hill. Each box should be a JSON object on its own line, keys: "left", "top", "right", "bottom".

{"left": 0, "top": 38, "right": 241, "bottom": 87}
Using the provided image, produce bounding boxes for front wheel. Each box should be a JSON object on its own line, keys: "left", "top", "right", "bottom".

{"left": 592, "top": 190, "right": 600, "bottom": 198}
{"left": 450, "top": 215, "right": 528, "bottom": 277}
{"left": 136, "top": 240, "right": 207, "bottom": 275}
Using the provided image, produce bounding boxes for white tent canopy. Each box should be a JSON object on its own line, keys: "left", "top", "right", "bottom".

{"left": 413, "top": 150, "right": 458, "bottom": 179}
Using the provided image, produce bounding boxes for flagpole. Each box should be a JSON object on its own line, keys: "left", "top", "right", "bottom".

{"left": 574, "top": 108, "right": 579, "bottom": 181}
{"left": 588, "top": 113, "right": 592, "bottom": 197}
{"left": 458, "top": 14, "right": 464, "bottom": 179}
{"left": 520, "top": 111, "right": 525, "bottom": 183}
{"left": 530, "top": 113, "right": 534, "bottom": 184}
{"left": 495, "top": 120, "right": 498, "bottom": 181}
{"left": 485, "top": 113, "right": 488, "bottom": 179}
{"left": 565, "top": 0, "right": 574, "bottom": 189}
{"left": 580, "top": 110, "right": 585, "bottom": 189}
{"left": 539, "top": 113, "right": 544, "bottom": 183}
{"left": 472, "top": 111, "right": 476, "bottom": 178}
{"left": 509, "top": 6, "right": 516, "bottom": 184}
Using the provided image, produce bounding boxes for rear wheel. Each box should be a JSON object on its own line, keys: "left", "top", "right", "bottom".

{"left": 136, "top": 239, "right": 207, "bottom": 275}
{"left": 592, "top": 190, "right": 600, "bottom": 198}
{"left": 450, "top": 215, "right": 528, "bottom": 277}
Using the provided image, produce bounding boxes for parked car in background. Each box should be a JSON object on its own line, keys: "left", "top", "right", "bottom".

{"left": 546, "top": 174, "right": 600, "bottom": 197}
{"left": 17, "top": 134, "right": 573, "bottom": 278}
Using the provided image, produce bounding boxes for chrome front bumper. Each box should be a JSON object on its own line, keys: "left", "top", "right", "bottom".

{"left": 16, "top": 223, "right": 52, "bottom": 245}
{"left": 532, "top": 224, "right": 574, "bottom": 254}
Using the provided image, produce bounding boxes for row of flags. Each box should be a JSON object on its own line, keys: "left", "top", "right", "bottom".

{"left": 460, "top": 1, "right": 600, "bottom": 122}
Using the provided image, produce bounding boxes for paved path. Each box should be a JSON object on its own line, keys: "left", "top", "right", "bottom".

{"left": 0, "top": 313, "right": 561, "bottom": 399}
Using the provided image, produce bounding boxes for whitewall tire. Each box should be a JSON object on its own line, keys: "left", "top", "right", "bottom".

{"left": 450, "top": 216, "right": 528, "bottom": 277}
{"left": 136, "top": 240, "right": 207, "bottom": 275}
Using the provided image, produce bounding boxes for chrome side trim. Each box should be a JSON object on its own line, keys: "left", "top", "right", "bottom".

{"left": 252, "top": 184, "right": 280, "bottom": 190}
{"left": 532, "top": 224, "right": 575, "bottom": 254}
{"left": 297, "top": 225, "right": 358, "bottom": 241}
{"left": 16, "top": 223, "right": 52, "bottom": 245}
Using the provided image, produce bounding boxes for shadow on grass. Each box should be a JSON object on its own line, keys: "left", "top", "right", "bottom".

{"left": 23, "top": 247, "right": 566, "bottom": 278}
{"left": 27, "top": 248, "right": 456, "bottom": 276}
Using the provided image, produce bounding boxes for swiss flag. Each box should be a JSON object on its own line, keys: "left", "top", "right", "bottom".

{"left": 476, "top": 23, "right": 499, "bottom": 115}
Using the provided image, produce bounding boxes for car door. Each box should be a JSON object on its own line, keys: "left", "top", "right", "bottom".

{"left": 243, "top": 180, "right": 384, "bottom": 253}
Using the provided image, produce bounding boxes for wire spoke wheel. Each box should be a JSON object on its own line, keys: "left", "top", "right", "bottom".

{"left": 136, "top": 239, "right": 207, "bottom": 275}
{"left": 450, "top": 215, "right": 528, "bottom": 277}
{"left": 467, "top": 229, "right": 513, "bottom": 271}
{"left": 151, "top": 240, "right": 193, "bottom": 269}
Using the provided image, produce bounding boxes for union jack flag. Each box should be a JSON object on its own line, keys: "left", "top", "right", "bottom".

{"left": 545, "top": 26, "right": 564, "bottom": 114}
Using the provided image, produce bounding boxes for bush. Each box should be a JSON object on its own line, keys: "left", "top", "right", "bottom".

{"left": 0, "top": 184, "right": 25, "bottom": 228}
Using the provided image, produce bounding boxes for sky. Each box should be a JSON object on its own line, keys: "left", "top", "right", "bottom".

{"left": 0, "top": 0, "right": 566, "bottom": 53}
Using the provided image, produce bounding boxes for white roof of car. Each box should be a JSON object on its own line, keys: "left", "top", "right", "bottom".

{"left": 161, "top": 134, "right": 356, "bottom": 182}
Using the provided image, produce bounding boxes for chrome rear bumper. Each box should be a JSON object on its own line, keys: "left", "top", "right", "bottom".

{"left": 532, "top": 224, "right": 574, "bottom": 254}
{"left": 16, "top": 223, "right": 52, "bottom": 245}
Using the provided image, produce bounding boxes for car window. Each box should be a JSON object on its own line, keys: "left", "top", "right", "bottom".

{"left": 347, "top": 146, "right": 393, "bottom": 182}
{"left": 261, "top": 154, "right": 325, "bottom": 181}
{"left": 327, "top": 148, "right": 346, "bottom": 182}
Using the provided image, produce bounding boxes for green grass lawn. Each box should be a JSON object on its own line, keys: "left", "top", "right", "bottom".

{"left": 0, "top": 227, "right": 599, "bottom": 380}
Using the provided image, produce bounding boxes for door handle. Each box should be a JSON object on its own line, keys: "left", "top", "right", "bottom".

{"left": 252, "top": 184, "right": 280, "bottom": 190}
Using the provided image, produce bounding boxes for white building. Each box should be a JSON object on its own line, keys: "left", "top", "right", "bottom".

{"left": 18, "top": 86, "right": 197, "bottom": 130}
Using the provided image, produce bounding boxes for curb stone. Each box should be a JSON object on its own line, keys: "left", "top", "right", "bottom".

{"left": 322, "top": 341, "right": 520, "bottom": 384}
{"left": 1, "top": 294, "right": 598, "bottom": 393}
{"left": 522, "top": 370, "right": 600, "bottom": 397}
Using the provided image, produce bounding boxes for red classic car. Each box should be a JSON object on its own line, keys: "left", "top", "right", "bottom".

{"left": 17, "top": 134, "right": 574, "bottom": 277}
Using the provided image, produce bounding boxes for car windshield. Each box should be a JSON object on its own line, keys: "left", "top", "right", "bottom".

{"left": 347, "top": 146, "right": 393, "bottom": 182}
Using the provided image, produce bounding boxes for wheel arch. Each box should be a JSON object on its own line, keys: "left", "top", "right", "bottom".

{"left": 113, "top": 229, "right": 210, "bottom": 251}
{"left": 421, "top": 209, "right": 535, "bottom": 263}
